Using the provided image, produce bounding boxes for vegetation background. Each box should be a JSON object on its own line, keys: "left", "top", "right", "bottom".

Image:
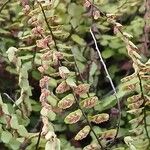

{"left": 0, "top": 0, "right": 149, "bottom": 150}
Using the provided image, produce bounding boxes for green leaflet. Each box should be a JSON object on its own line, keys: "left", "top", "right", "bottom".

{"left": 68, "top": 3, "right": 84, "bottom": 17}
{"left": 10, "top": 114, "right": 19, "bottom": 129}
{"left": 1, "top": 131, "right": 12, "bottom": 144}
{"left": 17, "top": 125, "right": 28, "bottom": 137}
{"left": 66, "top": 76, "right": 76, "bottom": 87}
{"left": 45, "top": 139, "right": 61, "bottom": 150}
{"left": 64, "top": 109, "right": 82, "bottom": 124}
{"left": 80, "top": 96, "right": 98, "bottom": 109}
{"left": 71, "top": 34, "right": 86, "bottom": 46}
{"left": 58, "top": 94, "right": 74, "bottom": 109}
{"left": 59, "top": 66, "right": 70, "bottom": 79}
{"left": 51, "top": 0, "right": 60, "bottom": 8}
{"left": 74, "top": 125, "right": 90, "bottom": 141}
{"left": 89, "top": 113, "right": 109, "bottom": 124}
{"left": 6, "top": 47, "right": 17, "bottom": 62}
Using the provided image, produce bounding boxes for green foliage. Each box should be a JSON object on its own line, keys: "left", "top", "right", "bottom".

{"left": 0, "top": 0, "right": 149, "bottom": 150}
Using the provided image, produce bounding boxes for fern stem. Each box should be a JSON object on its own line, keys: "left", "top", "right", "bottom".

{"left": 37, "top": 2, "right": 103, "bottom": 149}
{"left": 72, "top": 92, "right": 104, "bottom": 150}
{"left": 72, "top": 56, "right": 85, "bottom": 82}
{"left": 39, "top": 0, "right": 89, "bottom": 92}
{"left": 139, "top": 0, "right": 150, "bottom": 145}
{"left": 38, "top": 2, "right": 59, "bottom": 52}
{"left": 2, "top": 93, "right": 22, "bottom": 111}
{"left": 143, "top": 0, "right": 149, "bottom": 55}
{"left": 38, "top": 2, "right": 62, "bottom": 67}
{"left": 0, "top": 0, "right": 11, "bottom": 13}
{"left": 86, "top": 0, "right": 106, "bottom": 16}
{"left": 90, "top": 28, "right": 121, "bottom": 141}
{"left": 137, "top": 73, "right": 150, "bottom": 146}
{"left": 70, "top": 49, "right": 91, "bottom": 98}
{"left": 35, "top": 126, "right": 42, "bottom": 150}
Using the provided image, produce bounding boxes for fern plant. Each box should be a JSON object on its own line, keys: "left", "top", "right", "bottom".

{"left": 0, "top": 0, "right": 149, "bottom": 150}
{"left": 121, "top": 33, "right": 150, "bottom": 150}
